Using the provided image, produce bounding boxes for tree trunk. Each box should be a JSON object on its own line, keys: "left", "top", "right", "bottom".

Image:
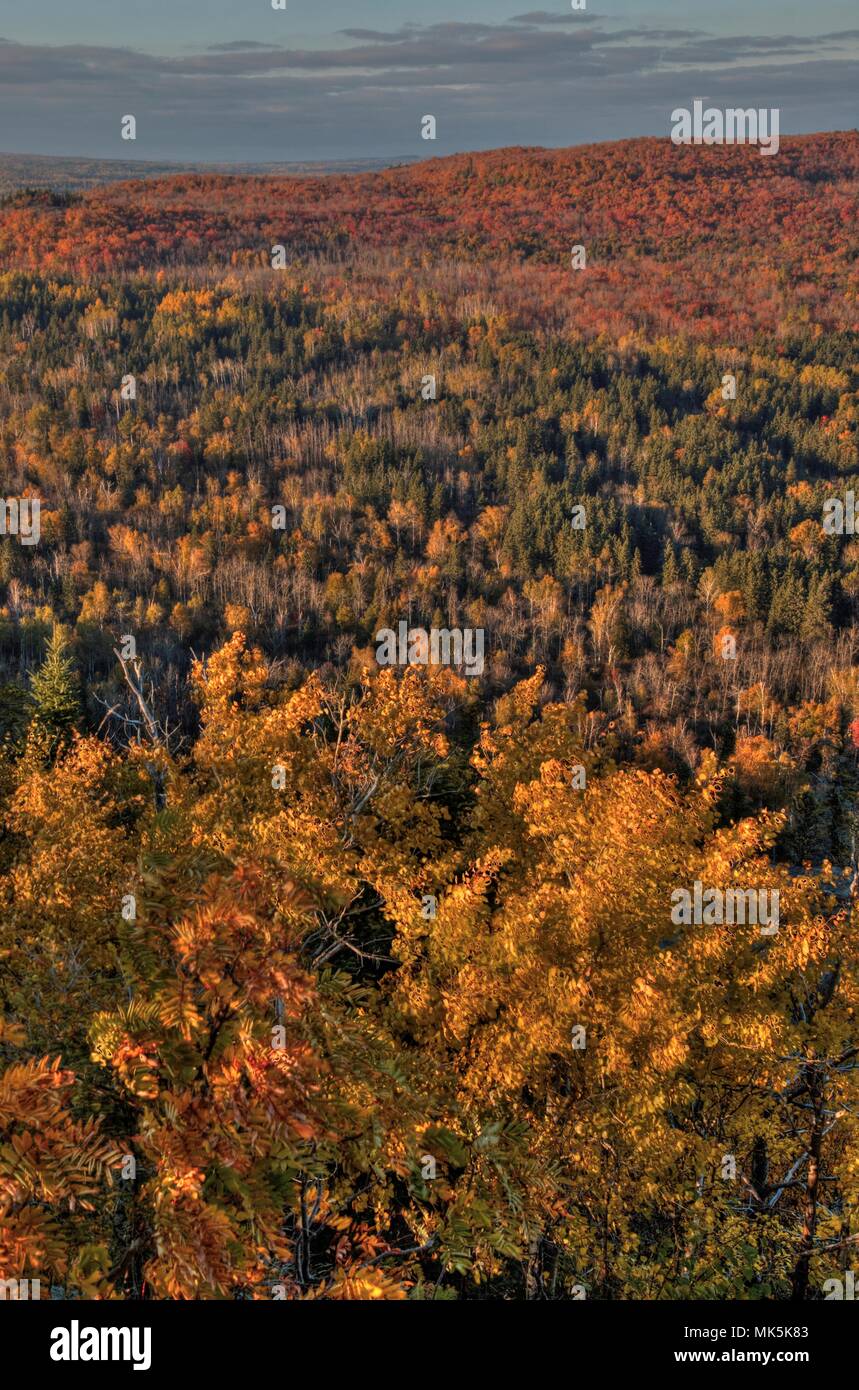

{"left": 790, "top": 1070, "right": 824, "bottom": 1301}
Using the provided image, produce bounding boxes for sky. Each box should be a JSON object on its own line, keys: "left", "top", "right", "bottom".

{"left": 0, "top": 0, "right": 855, "bottom": 163}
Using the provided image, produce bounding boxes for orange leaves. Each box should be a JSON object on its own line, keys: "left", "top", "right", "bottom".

{"left": 713, "top": 590, "right": 746, "bottom": 624}
{"left": 315, "top": 1267, "right": 410, "bottom": 1300}
{"left": 78, "top": 857, "right": 332, "bottom": 1297}
{"left": 348, "top": 666, "right": 450, "bottom": 762}
{"left": 789, "top": 517, "right": 823, "bottom": 559}
{"left": 0, "top": 133, "right": 854, "bottom": 348}
{"left": 0, "top": 1055, "right": 72, "bottom": 1131}
{"left": 425, "top": 515, "right": 464, "bottom": 564}
{"left": 144, "top": 1196, "right": 242, "bottom": 1300}
{"left": 112, "top": 1040, "right": 161, "bottom": 1101}
{"left": 0, "top": 1055, "right": 122, "bottom": 1283}
{"left": 729, "top": 733, "right": 795, "bottom": 808}
{"left": 191, "top": 630, "right": 269, "bottom": 719}
{"left": 472, "top": 504, "right": 508, "bottom": 563}
{"left": 166, "top": 868, "right": 315, "bottom": 1023}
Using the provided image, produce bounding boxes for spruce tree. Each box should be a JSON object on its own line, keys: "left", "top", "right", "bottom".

{"left": 29, "top": 626, "right": 81, "bottom": 757}
{"left": 800, "top": 574, "right": 833, "bottom": 645}
{"left": 662, "top": 544, "right": 679, "bottom": 587}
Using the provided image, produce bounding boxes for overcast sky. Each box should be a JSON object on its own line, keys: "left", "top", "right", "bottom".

{"left": 0, "top": 0, "right": 855, "bottom": 163}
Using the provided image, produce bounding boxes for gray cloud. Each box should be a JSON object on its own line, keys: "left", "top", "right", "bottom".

{"left": 207, "top": 41, "right": 285, "bottom": 53}
{"left": 0, "top": 17, "right": 854, "bottom": 163}
{"left": 508, "top": 10, "right": 607, "bottom": 22}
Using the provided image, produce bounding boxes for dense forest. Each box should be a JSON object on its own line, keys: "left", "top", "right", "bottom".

{"left": 1, "top": 133, "right": 858, "bottom": 1300}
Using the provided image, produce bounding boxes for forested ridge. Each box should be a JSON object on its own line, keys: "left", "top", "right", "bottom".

{"left": 0, "top": 133, "right": 858, "bottom": 1300}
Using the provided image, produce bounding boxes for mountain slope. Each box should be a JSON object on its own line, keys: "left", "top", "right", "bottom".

{"left": 1, "top": 133, "right": 855, "bottom": 342}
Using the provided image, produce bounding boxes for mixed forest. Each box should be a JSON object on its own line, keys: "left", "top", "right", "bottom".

{"left": 0, "top": 132, "right": 858, "bottom": 1300}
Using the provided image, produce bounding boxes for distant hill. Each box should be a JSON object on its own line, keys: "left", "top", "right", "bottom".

{"left": 0, "top": 133, "right": 854, "bottom": 343}
{"left": 0, "top": 150, "right": 419, "bottom": 194}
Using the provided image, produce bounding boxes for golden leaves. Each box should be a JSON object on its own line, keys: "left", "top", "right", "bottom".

{"left": 2, "top": 634, "right": 857, "bottom": 1299}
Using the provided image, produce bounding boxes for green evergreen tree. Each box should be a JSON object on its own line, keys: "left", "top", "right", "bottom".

{"left": 800, "top": 574, "right": 833, "bottom": 645}
{"left": 662, "top": 544, "right": 679, "bottom": 587}
{"left": 29, "top": 626, "right": 81, "bottom": 757}
{"left": 768, "top": 569, "right": 806, "bottom": 638}
{"left": 680, "top": 548, "right": 698, "bottom": 587}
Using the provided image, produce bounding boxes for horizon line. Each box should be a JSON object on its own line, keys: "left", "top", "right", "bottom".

{"left": 0, "top": 127, "right": 854, "bottom": 173}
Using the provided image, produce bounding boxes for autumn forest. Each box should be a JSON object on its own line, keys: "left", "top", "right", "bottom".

{"left": 1, "top": 130, "right": 858, "bottom": 1304}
